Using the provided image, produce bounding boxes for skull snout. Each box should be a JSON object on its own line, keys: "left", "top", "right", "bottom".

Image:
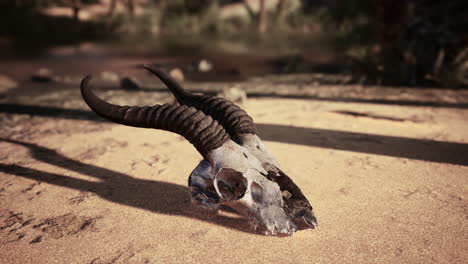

{"left": 292, "top": 210, "right": 318, "bottom": 230}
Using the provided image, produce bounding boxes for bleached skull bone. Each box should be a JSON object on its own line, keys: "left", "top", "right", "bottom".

{"left": 188, "top": 140, "right": 316, "bottom": 235}
{"left": 188, "top": 154, "right": 294, "bottom": 235}
{"left": 143, "top": 65, "right": 317, "bottom": 232}
{"left": 80, "top": 67, "right": 317, "bottom": 236}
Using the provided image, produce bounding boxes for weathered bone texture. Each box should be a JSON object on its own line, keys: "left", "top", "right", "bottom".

{"left": 188, "top": 160, "right": 220, "bottom": 210}
{"left": 144, "top": 65, "right": 256, "bottom": 142}
{"left": 262, "top": 163, "right": 317, "bottom": 230}
{"left": 80, "top": 75, "right": 229, "bottom": 158}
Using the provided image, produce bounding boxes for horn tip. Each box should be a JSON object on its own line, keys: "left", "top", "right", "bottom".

{"left": 80, "top": 75, "right": 94, "bottom": 99}
{"left": 80, "top": 75, "right": 93, "bottom": 88}
{"left": 142, "top": 64, "right": 165, "bottom": 75}
{"left": 143, "top": 64, "right": 159, "bottom": 71}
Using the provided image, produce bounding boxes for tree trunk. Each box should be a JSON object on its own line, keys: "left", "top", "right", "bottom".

{"left": 127, "top": 0, "right": 135, "bottom": 16}
{"left": 257, "top": 0, "right": 267, "bottom": 33}
{"left": 108, "top": 0, "right": 117, "bottom": 15}
{"left": 71, "top": 0, "right": 80, "bottom": 22}
{"left": 275, "top": 0, "right": 287, "bottom": 27}
{"left": 242, "top": 0, "right": 256, "bottom": 21}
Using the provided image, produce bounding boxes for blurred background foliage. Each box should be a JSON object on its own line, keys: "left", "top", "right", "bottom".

{"left": 0, "top": 0, "right": 467, "bottom": 87}
{"left": 315, "top": 0, "right": 468, "bottom": 87}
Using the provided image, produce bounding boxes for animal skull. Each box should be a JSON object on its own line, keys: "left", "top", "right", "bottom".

{"left": 80, "top": 66, "right": 317, "bottom": 236}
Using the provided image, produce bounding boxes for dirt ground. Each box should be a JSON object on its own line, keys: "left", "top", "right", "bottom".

{"left": 1, "top": 72, "right": 468, "bottom": 263}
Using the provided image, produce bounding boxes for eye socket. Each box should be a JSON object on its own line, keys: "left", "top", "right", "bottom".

{"left": 215, "top": 168, "right": 248, "bottom": 201}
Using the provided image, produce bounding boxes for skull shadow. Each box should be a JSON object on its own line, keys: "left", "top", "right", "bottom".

{"left": 0, "top": 138, "right": 257, "bottom": 234}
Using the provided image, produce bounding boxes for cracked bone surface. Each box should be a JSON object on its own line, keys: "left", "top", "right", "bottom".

{"left": 80, "top": 69, "right": 317, "bottom": 236}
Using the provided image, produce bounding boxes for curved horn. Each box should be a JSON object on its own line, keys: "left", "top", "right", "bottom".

{"left": 143, "top": 65, "right": 256, "bottom": 142}
{"left": 80, "top": 75, "right": 230, "bottom": 158}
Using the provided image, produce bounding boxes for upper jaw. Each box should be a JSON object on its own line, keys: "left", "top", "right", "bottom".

{"left": 253, "top": 210, "right": 298, "bottom": 236}
{"left": 225, "top": 199, "right": 298, "bottom": 236}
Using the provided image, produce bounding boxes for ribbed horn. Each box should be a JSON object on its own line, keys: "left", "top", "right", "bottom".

{"left": 143, "top": 65, "right": 256, "bottom": 143}
{"left": 80, "top": 75, "right": 230, "bottom": 158}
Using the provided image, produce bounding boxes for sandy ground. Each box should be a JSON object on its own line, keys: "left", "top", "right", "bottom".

{"left": 0, "top": 76, "right": 468, "bottom": 263}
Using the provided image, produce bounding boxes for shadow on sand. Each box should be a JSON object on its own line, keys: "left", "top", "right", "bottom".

{"left": 0, "top": 138, "right": 253, "bottom": 234}
{"left": 256, "top": 124, "right": 468, "bottom": 166}
{"left": 1, "top": 103, "right": 467, "bottom": 166}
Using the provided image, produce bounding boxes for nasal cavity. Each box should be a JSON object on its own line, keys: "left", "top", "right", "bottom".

{"left": 251, "top": 182, "right": 264, "bottom": 204}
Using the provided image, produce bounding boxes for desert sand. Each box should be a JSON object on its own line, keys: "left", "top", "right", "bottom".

{"left": 1, "top": 75, "right": 467, "bottom": 263}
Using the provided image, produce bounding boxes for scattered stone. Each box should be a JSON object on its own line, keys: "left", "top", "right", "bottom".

{"left": 120, "top": 77, "right": 140, "bottom": 90}
{"left": 0, "top": 75, "right": 18, "bottom": 93}
{"left": 189, "top": 59, "right": 213, "bottom": 73}
{"left": 100, "top": 71, "right": 119, "bottom": 83}
{"left": 31, "top": 68, "right": 54, "bottom": 82}
{"left": 169, "top": 68, "right": 185, "bottom": 82}
{"left": 198, "top": 59, "right": 213, "bottom": 72}
{"left": 217, "top": 86, "right": 247, "bottom": 105}
{"left": 456, "top": 61, "right": 468, "bottom": 85}
{"left": 30, "top": 235, "right": 43, "bottom": 244}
